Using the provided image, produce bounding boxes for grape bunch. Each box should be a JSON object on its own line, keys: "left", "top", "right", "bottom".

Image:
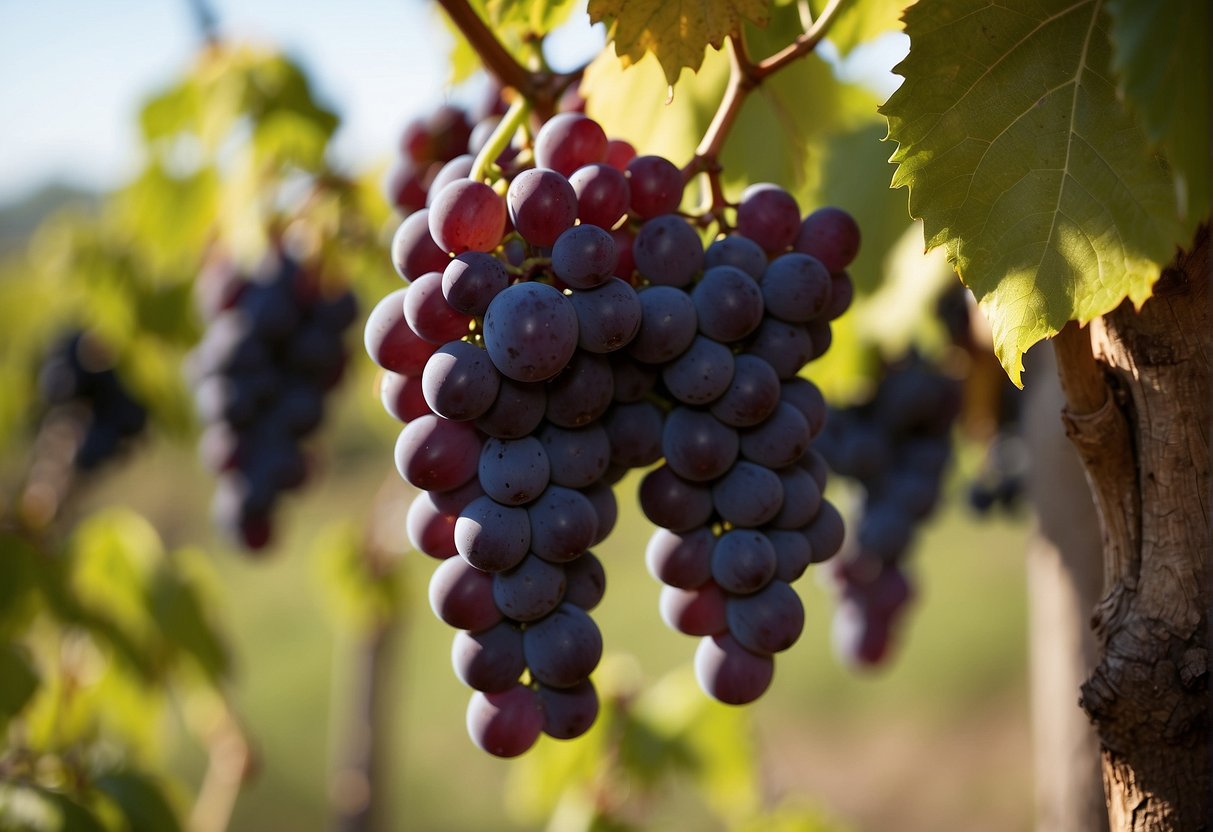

{"left": 37, "top": 331, "right": 148, "bottom": 470}
{"left": 815, "top": 355, "right": 960, "bottom": 667}
{"left": 366, "top": 109, "right": 858, "bottom": 756}
{"left": 190, "top": 250, "right": 357, "bottom": 550}
{"left": 385, "top": 104, "right": 476, "bottom": 216}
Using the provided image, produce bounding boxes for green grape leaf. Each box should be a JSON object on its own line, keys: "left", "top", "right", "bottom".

{"left": 488, "top": 0, "right": 580, "bottom": 32}
{"left": 881, "top": 0, "right": 1184, "bottom": 385}
{"left": 811, "top": 0, "right": 906, "bottom": 55}
{"left": 1105, "top": 0, "right": 1210, "bottom": 228}
{"left": 150, "top": 561, "right": 231, "bottom": 685}
{"left": 0, "top": 642, "right": 39, "bottom": 728}
{"left": 589, "top": 0, "right": 772, "bottom": 85}
{"left": 94, "top": 772, "right": 183, "bottom": 832}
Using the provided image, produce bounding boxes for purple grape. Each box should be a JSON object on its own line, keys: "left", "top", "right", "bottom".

{"left": 712, "top": 461, "right": 784, "bottom": 527}
{"left": 455, "top": 495, "right": 532, "bottom": 572}
{"left": 692, "top": 265, "right": 765, "bottom": 342}
{"left": 603, "top": 400, "right": 664, "bottom": 468}
{"left": 659, "top": 581, "right": 728, "bottom": 636}
{"left": 569, "top": 163, "right": 630, "bottom": 230}
{"left": 391, "top": 210, "right": 451, "bottom": 281}
{"left": 538, "top": 679, "right": 599, "bottom": 739}
{"left": 768, "top": 528, "right": 813, "bottom": 582}
{"left": 394, "top": 415, "right": 481, "bottom": 491}
{"left": 735, "top": 183, "right": 801, "bottom": 254}
{"left": 522, "top": 603, "right": 603, "bottom": 687}
{"left": 628, "top": 286, "right": 698, "bottom": 364}
{"left": 563, "top": 551, "right": 606, "bottom": 611}
{"left": 466, "top": 684, "right": 544, "bottom": 757}
{"left": 639, "top": 465, "right": 715, "bottom": 532}
{"left": 406, "top": 491, "right": 459, "bottom": 559}
{"left": 545, "top": 351, "right": 614, "bottom": 427}
{"left": 770, "top": 464, "right": 822, "bottom": 529}
{"left": 626, "top": 155, "right": 683, "bottom": 218}
{"left": 781, "top": 378, "right": 827, "bottom": 438}
{"left": 740, "top": 402, "right": 811, "bottom": 469}
{"left": 403, "top": 271, "right": 473, "bottom": 345}
{"left": 704, "top": 234, "right": 767, "bottom": 279}
{"left": 794, "top": 207, "right": 860, "bottom": 272}
{"left": 528, "top": 485, "right": 598, "bottom": 563}
{"left": 507, "top": 168, "right": 578, "bottom": 247}
{"left": 804, "top": 500, "right": 845, "bottom": 563}
{"left": 761, "top": 253, "right": 832, "bottom": 322}
{"left": 476, "top": 377, "right": 547, "bottom": 439}
{"left": 551, "top": 225, "right": 617, "bottom": 289}
{"left": 442, "top": 252, "right": 509, "bottom": 316}
{"left": 726, "top": 580, "right": 804, "bottom": 654}
{"left": 745, "top": 318, "right": 815, "bottom": 380}
{"left": 694, "top": 633, "right": 774, "bottom": 705}
{"left": 710, "top": 529, "right": 777, "bottom": 594}
{"left": 537, "top": 423, "right": 610, "bottom": 489}
{"left": 662, "top": 406, "right": 739, "bottom": 482}
{"left": 364, "top": 289, "right": 436, "bottom": 375}
{"left": 483, "top": 282, "right": 579, "bottom": 382}
{"left": 492, "top": 554, "right": 567, "bottom": 622}
{"left": 568, "top": 278, "right": 642, "bottom": 354}
{"left": 709, "top": 354, "right": 781, "bottom": 428}
{"left": 581, "top": 482, "right": 617, "bottom": 546}
{"left": 646, "top": 526, "right": 715, "bottom": 589}
{"left": 633, "top": 215, "right": 704, "bottom": 288}
{"left": 452, "top": 622, "right": 525, "bottom": 693}
{"left": 534, "top": 113, "right": 608, "bottom": 176}
{"left": 477, "top": 436, "right": 550, "bottom": 506}
{"left": 428, "top": 178, "right": 507, "bottom": 255}
{"left": 429, "top": 555, "right": 501, "bottom": 631}
{"left": 661, "top": 336, "right": 734, "bottom": 405}
{"left": 421, "top": 339, "right": 501, "bottom": 421}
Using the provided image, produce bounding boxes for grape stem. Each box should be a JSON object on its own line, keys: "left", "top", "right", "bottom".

{"left": 685, "top": 0, "right": 852, "bottom": 202}
{"left": 433, "top": 0, "right": 585, "bottom": 116}
{"left": 470, "top": 96, "right": 531, "bottom": 183}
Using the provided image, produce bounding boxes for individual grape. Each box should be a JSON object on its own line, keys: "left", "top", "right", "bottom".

{"left": 781, "top": 378, "right": 827, "bottom": 438}
{"left": 483, "top": 282, "right": 579, "bottom": 382}
{"left": 528, "top": 485, "right": 599, "bottom": 562}
{"left": 710, "top": 529, "right": 777, "bottom": 594}
{"left": 803, "top": 500, "right": 845, "bottom": 564}
{"left": 603, "top": 138, "right": 636, "bottom": 170}
{"left": 794, "top": 207, "right": 860, "bottom": 272}
{"left": 712, "top": 461, "right": 784, "bottom": 527}
{"left": 661, "top": 336, "right": 734, "bottom": 405}
{"left": 466, "top": 685, "right": 544, "bottom": 758}
{"left": 428, "top": 178, "right": 507, "bottom": 254}
{"left": 391, "top": 210, "right": 451, "bottom": 280}
{"left": 768, "top": 529, "right": 813, "bottom": 582}
{"left": 709, "top": 354, "right": 781, "bottom": 428}
{"left": 740, "top": 402, "right": 811, "bottom": 469}
{"left": 452, "top": 622, "right": 525, "bottom": 692}
{"left": 745, "top": 318, "right": 815, "bottom": 380}
{"left": 364, "top": 289, "right": 436, "bottom": 375}
{"left": 538, "top": 679, "right": 599, "bottom": 740}
{"left": 403, "top": 271, "right": 473, "bottom": 345}
{"left": 551, "top": 225, "right": 617, "bottom": 289}
{"left": 659, "top": 582, "right": 728, "bottom": 636}
{"left": 476, "top": 377, "right": 547, "bottom": 439}
{"left": 454, "top": 495, "right": 531, "bottom": 572}
{"left": 385, "top": 159, "right": 428, "bottom": 215}
{"left": 662, "top": 407, "right": 739, "bottom": 482}
{"left": 761, "top": 253, "right": 832, "bottom": 322}
{"left": 691, "top": 265, "right": 765, "bottom": 342}
{"left": 424, "top": 154, "right": 476, "bottom": 206}
{"left": 394, "top": 414, "right": 480, "bottom": 491}
{"left": 799, "top": 446, "right": 830, "bottom": 491}
{"left": 537, "top": 423, "right": 610, "bottom": 489}
{"left": 609, "top": 355, "right": 657, "bottom": 402}
{"left": 610, "top": 227, "right": 636, "bottom": 281}
{"left": 646, "top": 526, "right": 715, "bottom": 589}
{"left": 569, "top": 163, "right": 630, "bottom": 230}
{"left": 568, "top": 277, "right": 642, "bottom": 354}
{"left": 406, "top": 491, "right": 459, "bottom": 559}
{"left": 735, "top": 184, "right": 801, "bottom": 255}
{"left": 523, "top": 603, "right": 603, "bottom": 688}
{"left": 857, "top": 501, "right": 914, "bottom": 563}
{"left": 602, "top": 400, "right": 664, "bottom": 469}
{"left": 507, "top": 168, "right": 578, "bottom": 247}
{"left": 533, "top": 113, "right": 608, "bottom": 176}
{"left": 563, "top": 551, "right": 606, "bottom": 611}
{"left": 639, "top": 465, "right": 715, "bottom": 532}
{"left": 442, "top": 252, "right": 508, "bottom": 316}
{"left": 824, "top": 270, "right": 854, "bottom": 320}
{"left": 545, "top": 352, "right": 614, "bottom": 427}
{"left": 477, "top": 436, "right": 550, "bottom": 506}
{"left": 421, "top": 339, "right": 501, "bottom": 421}
{"left": 632, "top": 215, "right": 704, "bottom": 288}
{"left": 428, "top": 555, "right": 501, "bottom": 631}
{"left": 625, "top": 155, "right": 683, "bottom": 218}
{"left": 581, "top": 482, "right": 618, "bottom": 546}
{"left": 878, "top": 468, "right": 942, "bottom": 520}
{"left": 628, "top": 286, "right": 698, "bottom": 364}
{"left": 492, "top": 554, "right": 567, "bottom": 622}
{"left": 694, "top": 633, "right": 774, "bottom": 705}
{"left": 429, "top": 476, "right": 486, "bottom": 515}
{"left": 726, "top": 580, "right": 804, "bottom": 655}
{"left": 770, "top": 465, "right": 822, "bottom": 529}
{"left": 704, "top": 234, "right": 767, "bottom": 280}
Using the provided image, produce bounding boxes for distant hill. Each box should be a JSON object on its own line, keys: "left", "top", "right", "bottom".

{"left": 0, "top": 183, "right": 101, "bottom": 256}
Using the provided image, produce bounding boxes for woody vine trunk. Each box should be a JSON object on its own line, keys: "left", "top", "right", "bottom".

{"left": 1055, "top": 226, "right": 1211, "bottom": 831}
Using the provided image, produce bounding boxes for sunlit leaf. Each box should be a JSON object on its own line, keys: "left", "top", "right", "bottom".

{"left": 881, "top": 0, "right": 1183, "bottom": 384}
{"left": 312, "top": 522, "right": 402, "bottom": 633}
{"left": 589, "top": 0, "right": 772, "bottom": 85}
{"left": 488, "top": 0, "right": 581, "bottom": 32}
{"left": 149, "top": 559, "right": 231, "bottom": 685}
{"left": 1105, "top": 0, "right": 1210, "bottom": 228}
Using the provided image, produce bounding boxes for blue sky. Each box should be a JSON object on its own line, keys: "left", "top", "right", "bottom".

{"left": 0, "top": 2, "right": 901, "bottom": 204}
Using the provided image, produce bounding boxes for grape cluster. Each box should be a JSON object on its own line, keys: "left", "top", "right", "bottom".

{"left": 385, "top": 104, "right": 477, "bottom": 216}
{"left": 38, "top": 331, "right": 147, "bottom": 470}
{"left": 367, "top": 110, "right": 857, "bottom": 756}
{"left": 816, "top": 355, "right": 960, "bottom": 667}
{"left": 190, "top": 250, "right": 357, "bottom": 550}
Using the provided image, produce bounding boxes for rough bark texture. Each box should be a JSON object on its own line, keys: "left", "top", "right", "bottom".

{"left": 1055, "top": 226, "right": 1211, "bottom": 831}
{"left": 1024, "top": 344, "right": 1109, "bottom": 832}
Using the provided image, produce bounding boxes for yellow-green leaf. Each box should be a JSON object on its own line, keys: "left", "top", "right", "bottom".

{"left": 589, "top": 0, "right": 772, "bottom": 85}
{"left": 1105, "top": 0, "right": 1210, "bottom": 229}
{"left": 881, "top": 0, "right": 1184, "bottom": 385}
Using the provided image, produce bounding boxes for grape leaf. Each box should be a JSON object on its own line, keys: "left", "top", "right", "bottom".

{"left": 588, "top": 0, "right": 772, "bottom": 85}
{"left": 811, "top": 0, "right": 906, "bottom": 55}
{"left": 881, "top": 0, "right": 1184, "bottom": 385}
{"left": 1105, "top": 0, "right": 1210, "bottom": 228}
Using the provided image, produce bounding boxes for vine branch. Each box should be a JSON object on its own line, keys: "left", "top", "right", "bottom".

{"left": 433, "top": 0, "right": 536, "bottom": 95}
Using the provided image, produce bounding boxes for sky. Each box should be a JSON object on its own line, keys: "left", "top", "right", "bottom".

{"left": 0, "top": 1, "right": 903, "bottom": 204}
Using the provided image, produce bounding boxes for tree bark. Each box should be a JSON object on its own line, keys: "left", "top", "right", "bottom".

{"left": 1024, "top": 344, "right": 1109, "bottom": 832}
{"left": 1054, "top": 226, "right": 1211, "bottom": 831}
